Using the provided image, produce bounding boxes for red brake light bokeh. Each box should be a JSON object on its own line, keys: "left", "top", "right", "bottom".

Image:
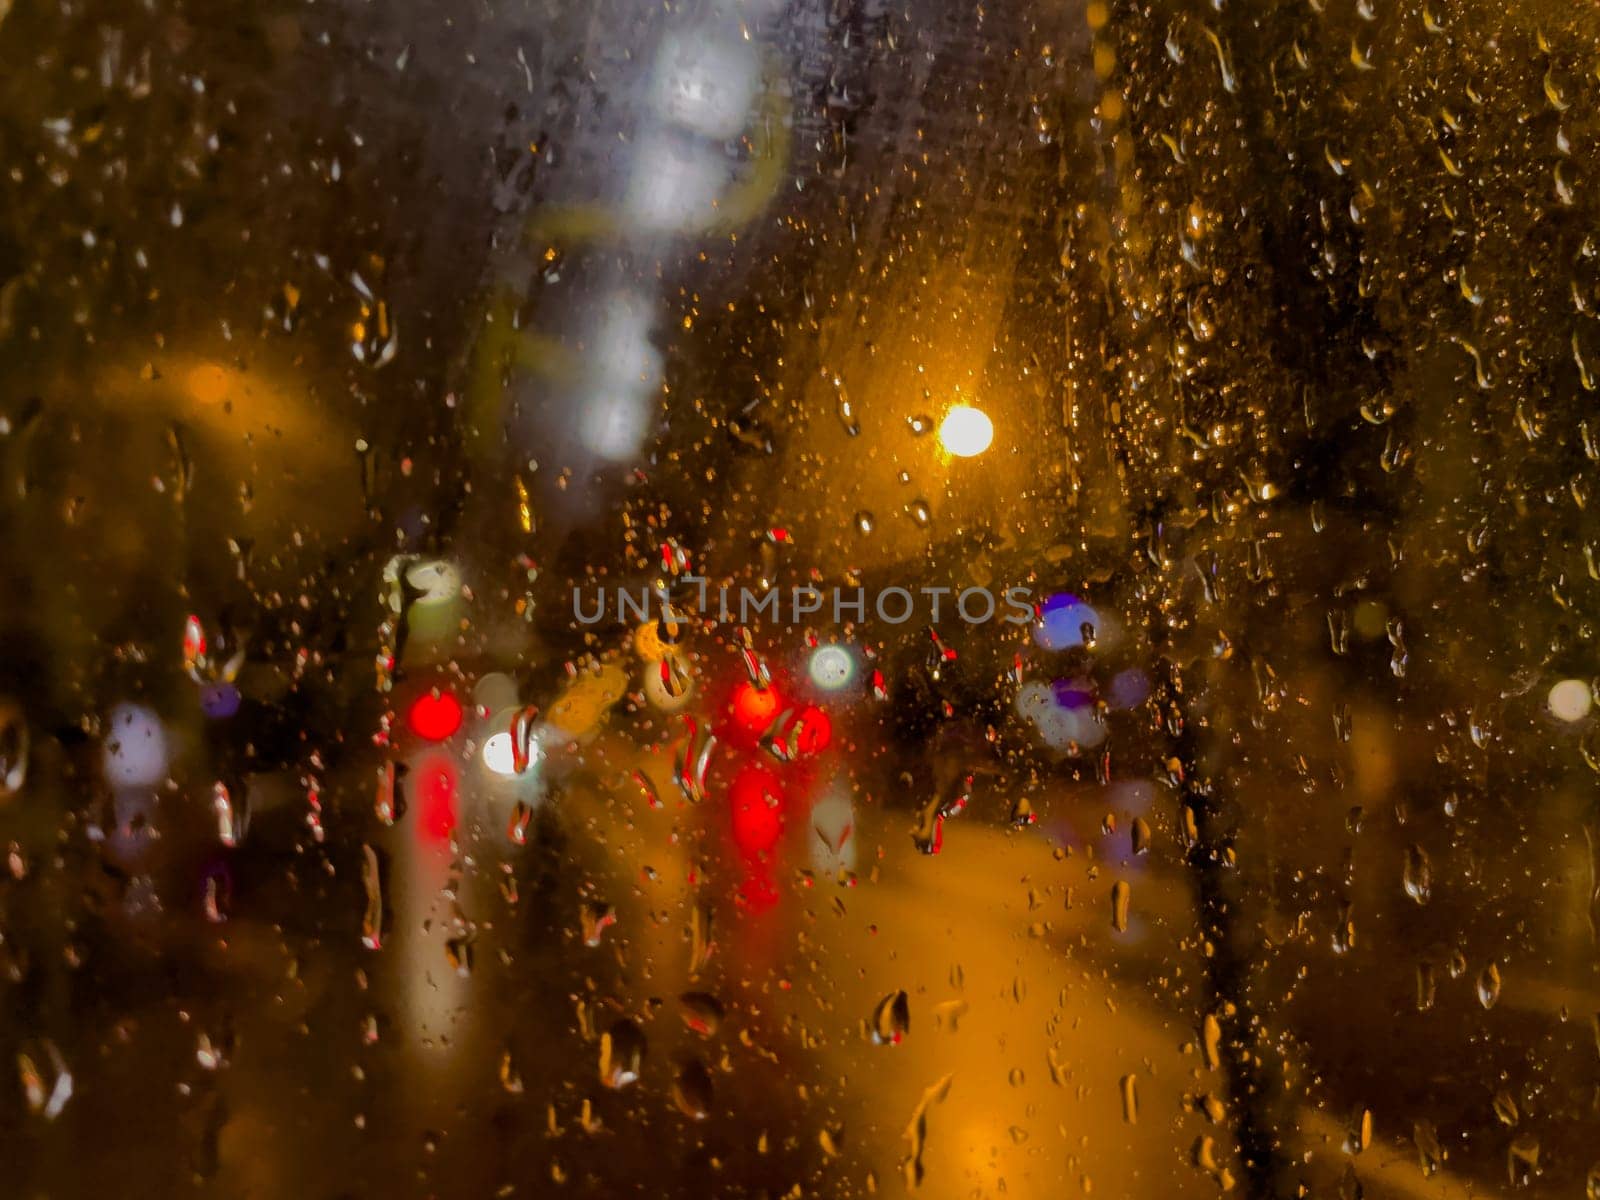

{"left": 417, "top": 757, "right": 458, "bottom": 842}
{"left": 729, "top": 762, "right": 785, "bottom": 859}
{"left": 793, "top": 705, "right": 831, "bottom": 755}
{"left": 408, "top": 691, "right": 463, "bottom": 741}
{"left": 730, "top": 681, "right": 781, "bottom": 734}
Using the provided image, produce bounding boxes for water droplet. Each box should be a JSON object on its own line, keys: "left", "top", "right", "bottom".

{"left": 1493, "top": 1089, "right": 1519, "bottom": 1127}
{"left": 1202, "top": 27, "right": 1238, "bottom": 93}
{"left": 212, "top": 782, "right": 246, "bottom": 847}
{"left": 1343, "top": 1108, "right": 1372, "bottom": 1155}
{"left": 1130, "top": 817, "right": 1151, "bottom": 855}
{"left": 203, "top": 872, "right": 230, "bottom": 923}
{"left": 510, "top": 705, "right": 541, "bottom": 774}
{"left": 728, "top": 412, "right": 775, "bottom": 455}
{"left": 1416, "top": 961, "right": 1436, "bottom": 1011}
{"left": 1332, "top": 907, "right": 1356, "bottom": 954}
{"left": 444, "top": 933, "right": 474, "bottom": 977}
{"left": 499, "top": 1049, "right": 524, "bottom": 1094}
{"left": 672, "top": 1059, "right": 713, "bottom": 1120}
{"left": 1508, "top": 1133, "right": 1540, "bottom": 1187}
{"left": 1110, "top": 879, "right": 1130, "bottom": 933}
{"left": 901, "top": 1073, "right": 953, "bottom": 1189}
{"left": 1477, "top": 963, "right": 1502, "bottom": 1009}
{"left": 870, "top": 990, "right": 910, "bottom": 1045}
{"left": 836, "top": 383, "right": 860, "bottom": 437}
{"left": 689, "top": 901, "right": 714, "bottom": 975}
{"left": 1380, "top": 428, "right": 1412, "bottom": 473}
{"left": 375, "top": 761, "right": 401, "bottom": 825}
{"left": 17, "top": 1040, "right": 71, "bottom": 1120}
{"left": 599, "top": 1019, "right": 645, "bottom": 1088}
{"left": 679, "top": 992, "right": 725, "bottom": 1036}
{"left": 508, "top": 801, "right": 533, "bottom": 845}
{"left": 581, "top": 900, "right": 616, "bottom": 947}
{"left": 360, "top": 844, "right": 384, "bottom": 950}
{"left": 1403, "top": 844, "right": 1431, "bottom": 904}
{"left": 1468, "top": 710, "right": 1491, "bottom": 749}
{"left": 0, "top": 703, "right": 29, "bottom": 799}
{"left": 1327, "top": 609, "right": 1350, "bottom": 656}
{"left": 1359, "top": 396, "right": 1396, "bottom": 424}
{"left": 1202, "top": 1012, "right": 1223, "bottom": 1070}
{"left": 1414, "top": 1119, "right": 1444, "bottom": 1177}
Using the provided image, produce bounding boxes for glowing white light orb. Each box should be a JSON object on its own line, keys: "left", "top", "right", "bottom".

{"left": 1549, "top": 678, "right": 1592, "bottom": 722}
{"left": 809, "top": 645, "right": 854, "bottom": 691}
{"left": 593, "top": 294, "right": 663, "bottom": 388}
{"left": 938, "top": 405, "right": 994, "bottom": 458}
{"left": 624, "top": 135, "right": 727, "bottom": 233}
{"left": 480, "top": 732, "right": 537, "bottom": 780}
{"left": 405, "top": 559, "right": 461, "bottom": 605}
{"left": 382, "top": 556, "right": 461, "bottom": 610}
{"left": 1070, "top": 709, "right": 1107, "bottom": 749}
{"left": 1016, "top": 681, "right": 1106, "bottom": 753}
{"left": 482, "top": 731, "right": 519, "bottom": 776}
{"left": 103, "top": 703, "right": 169, "bottom": 788}
{"left": 1033, "top": 706, "right": 1079, "bottom": 750}
{"left": 473, "top": 673, "right": 520, "bottom": 715}
{"left": 1015, "top": 681, "right": 1055, "bottom": 720}
{"left": 652, "top": 34, "right": 759, "bottom": 140}
{"left": 1108, "top": 668, "right": 1150, "bottom": 710}
{"left": 808, "top": 787, "right": 857, "bottom": 875}
{"left": 578, "top": 391, "right": 651, "bottom": 461}
{"left": 572, "top": 293, "right": 662, "bottom": 462}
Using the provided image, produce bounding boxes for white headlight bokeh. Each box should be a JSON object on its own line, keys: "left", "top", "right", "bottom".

{"left": 482, "top": 731, "right": 518, "bottom": 777}
{"left": 808, "top": 645, "right": 855, "bottom": 692}
{"left": 578, "top": 392, "right": 651, "bottom": 461}
{"left": 1549, "top": 678, "right": 1592, "bottom": 722}
{"left": 103, "top": 703, "right": 169, "bottom": 788}
{"left": 405, "top": 559, "right": 461, "bottom": 605}
{"left": 652, "top": 34, "right": 759, "bottom": 140}
{"left": 624, "top": 135, "right": 729, "bottom": 234}
{"left": 1015, "top": 681, "right": 1105, "bottom": 752}
{"left": 576, "top": 292, "right": 664, "bottom": 461}
{"left": 590, "top": 293, "right": 662, "bottom": 387}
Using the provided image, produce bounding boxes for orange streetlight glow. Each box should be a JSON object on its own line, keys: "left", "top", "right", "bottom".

{"left": 938, "top": 404, "right": 993, "bottom": 457}
{"left": 186, "top": 362, "right": 231, "bottom": 405}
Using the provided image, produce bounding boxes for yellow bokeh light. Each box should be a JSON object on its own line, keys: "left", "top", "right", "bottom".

{"left": 938, "top": 404, "right": 994, "bottom": 458}
{"left": 633, "top": 621, "right": 669, "bottom": 661}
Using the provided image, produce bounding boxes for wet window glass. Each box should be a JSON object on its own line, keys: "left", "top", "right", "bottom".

{"left": 3, "top": 0, "right": 1599, "bottom": 1195}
